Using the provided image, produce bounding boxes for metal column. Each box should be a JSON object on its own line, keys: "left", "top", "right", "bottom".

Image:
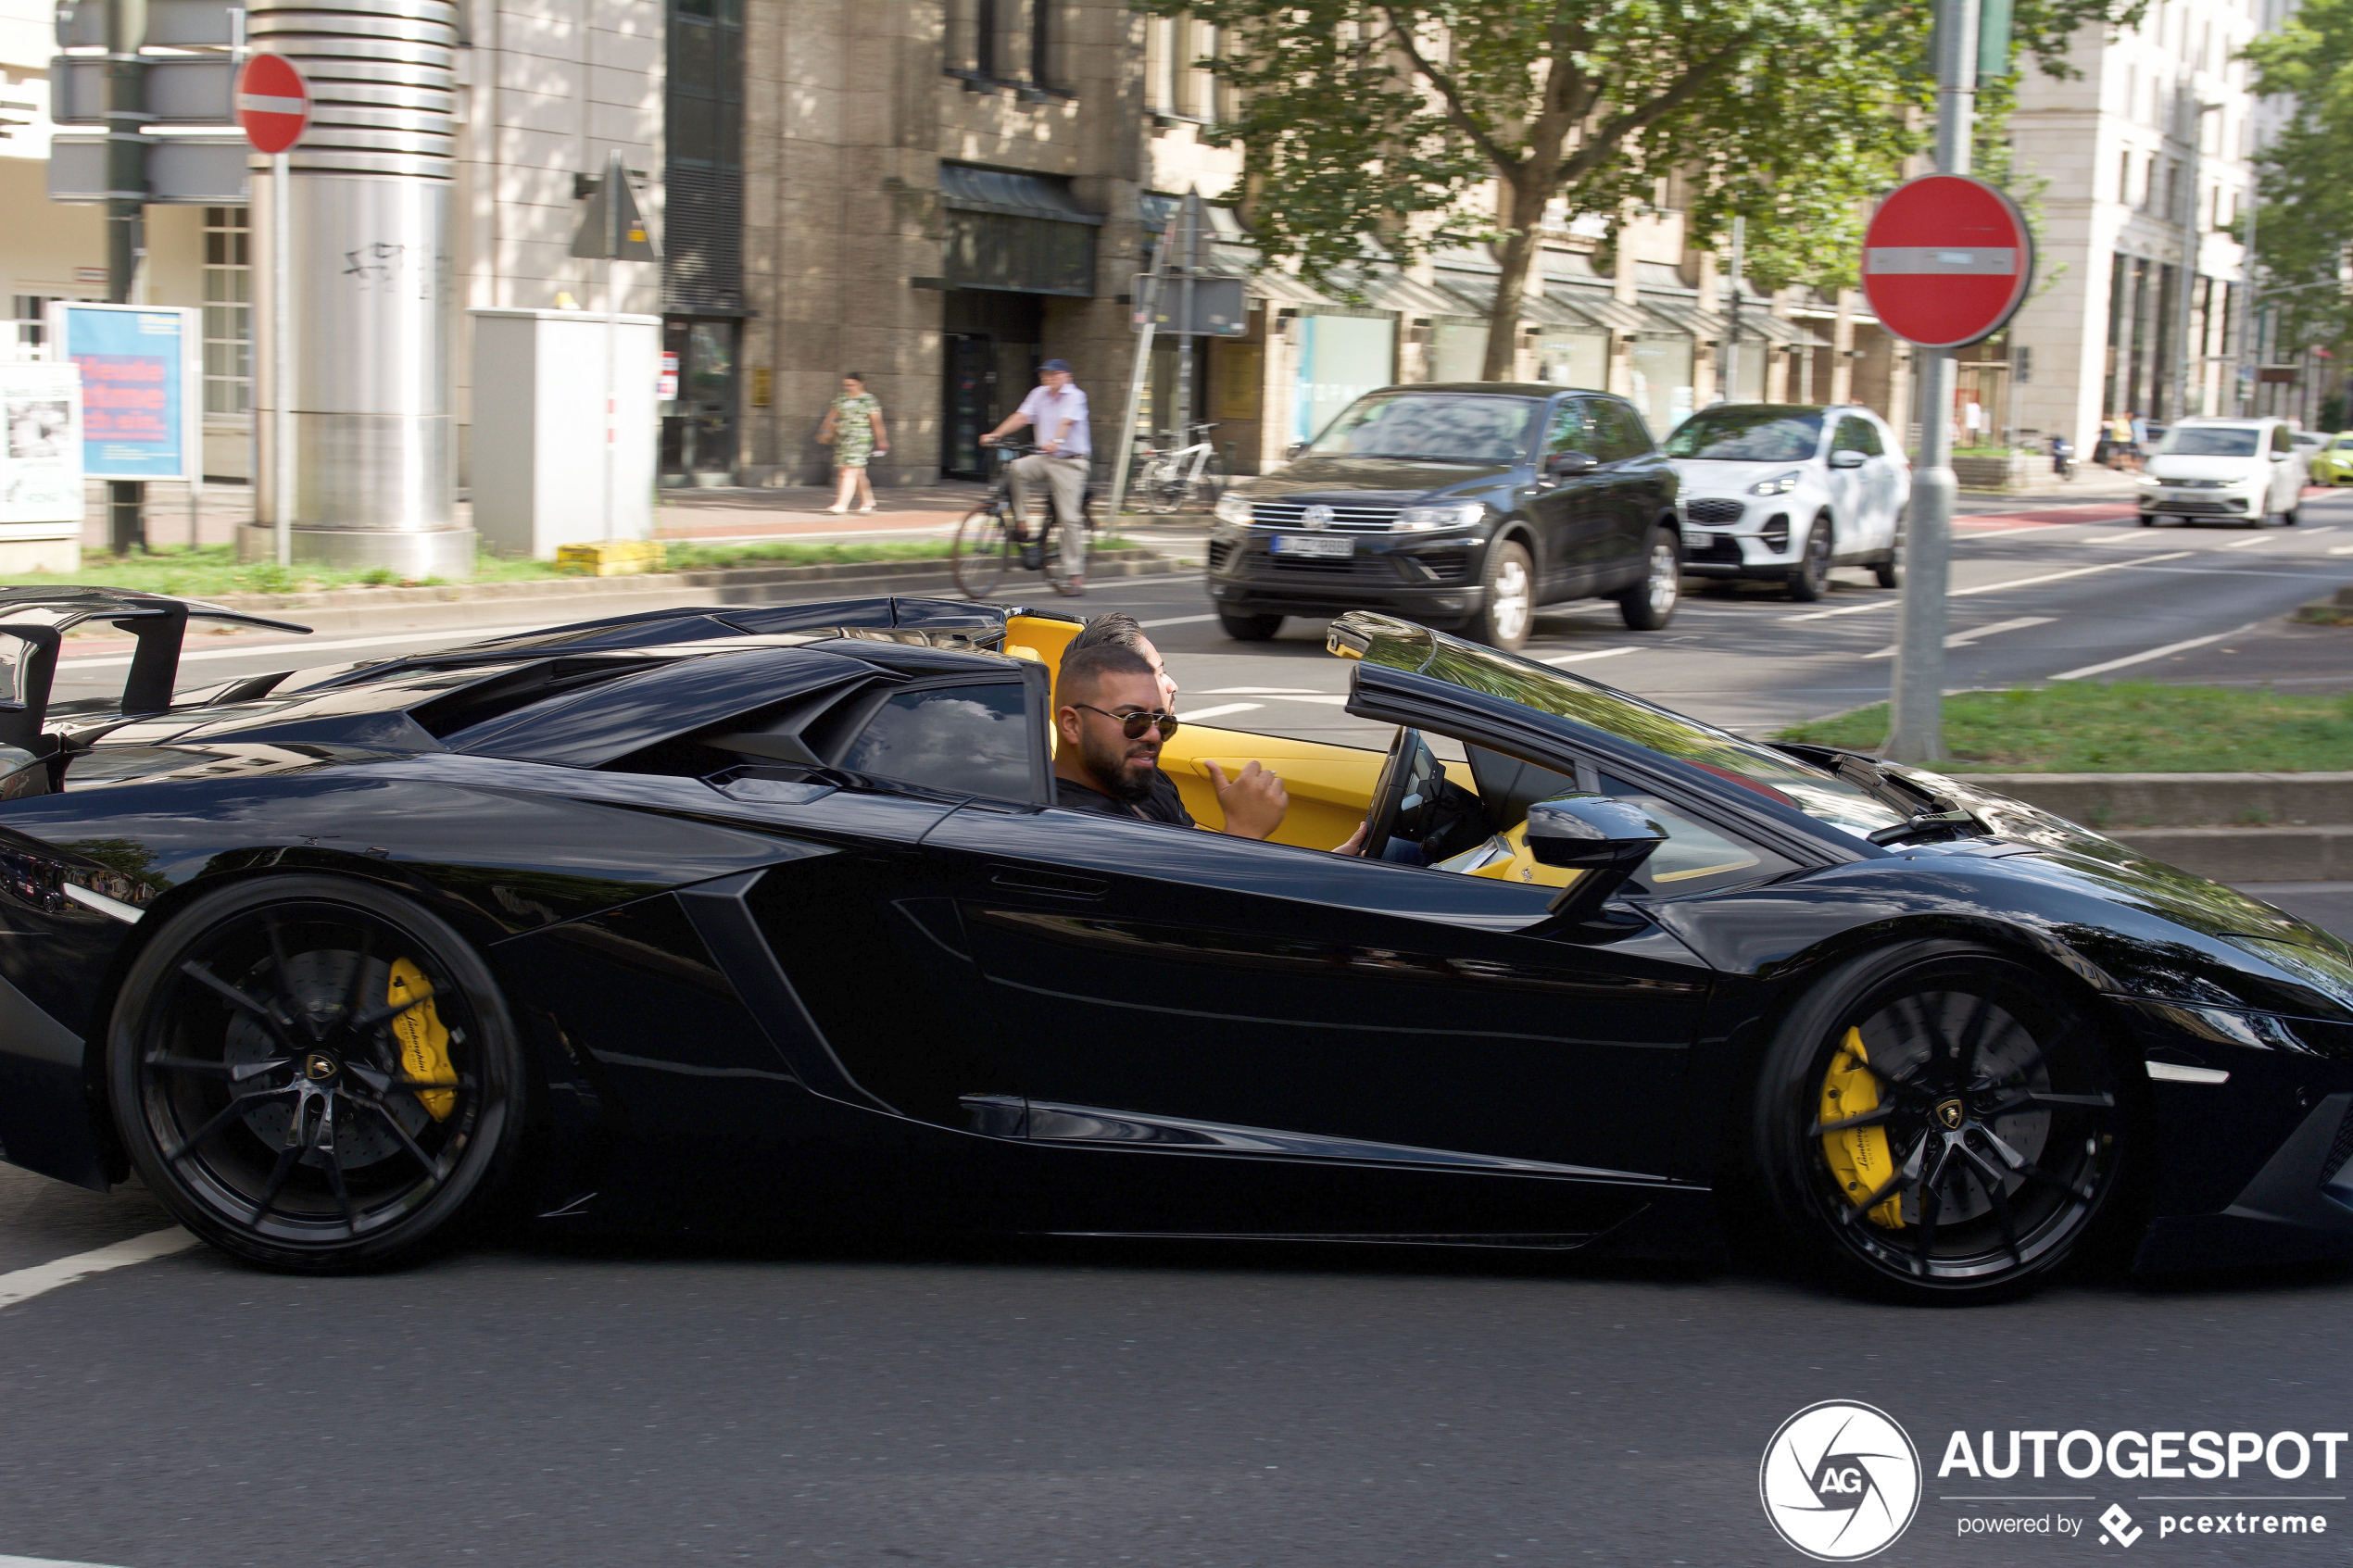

{"left": 244, "top": 0, "right": 469, "bottom": 575}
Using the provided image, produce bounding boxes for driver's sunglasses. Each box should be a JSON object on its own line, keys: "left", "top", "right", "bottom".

{"left": 1074, "top": 702, "right": 1179, "bottom": 740}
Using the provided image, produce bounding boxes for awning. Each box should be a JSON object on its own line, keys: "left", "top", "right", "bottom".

{"left": 940, "top": 164, "right": 1105, "bottom": 225}
{"left": 1741, "top": 312, "right": 1831, "bottom": 348}
{"left": 1549, "top": 287, "right": 1652, "bottom": 335}
{"left": 1432, "top": 271, "right": 1589, "bottom": 329}
{"left": 1323, "top": 268, "right": 1472, "bottom": 318}
{"left": 1639, "top": 297, "right": 1730, "bottom": 342}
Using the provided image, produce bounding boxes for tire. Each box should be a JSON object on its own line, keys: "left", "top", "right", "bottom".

{"left": 1469, "top": 540, "right": 1536, "bottom": 651}
{"left": 951, "top": 506, "right": 1013, "bottom": 599}
{"left": 1189, "top": 451, "right": 1228, "bottom": 513}
{"left": 1142, "top": 457, "right": 1185, "bottom": 515}
{"left": 1785, "top": 516, "right": 1833, "bottom": 602}
{"left": 1749, "top": 941, "right": 2136, "bottom": 1304}
{"left": 2284, "top": 507, "right": 2301, "bottom": 526}
{"left": 2137, "top": 512, "right": 2158, "bottom": 526}
{"left": 110, "top": 874, "right": 529, "bottom": 1273}
{"left": 1617, "top": 526, "right": 1681, "bottom": 631}
{"left": 1873, "top": 521, "right": 1905, "bottom": 589}
{"left": 1217, "top": 610, "right": 1284, "bottom": 641}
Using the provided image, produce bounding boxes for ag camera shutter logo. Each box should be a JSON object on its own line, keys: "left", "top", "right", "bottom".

{"left": 1760, "top": 1400, "right": 1922, "bottom": 1561}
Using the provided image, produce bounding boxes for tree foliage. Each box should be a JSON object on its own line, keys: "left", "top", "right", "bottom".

{"left": 2242, "top": 0, "right": 2353, "bottom": 355}
{"left": 1151, "top": 0, "right": 2139, "bottom": 379}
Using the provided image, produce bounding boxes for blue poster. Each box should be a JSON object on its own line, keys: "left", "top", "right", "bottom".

{"left": 59, "top": 305, "right": 191, "bottom": 481}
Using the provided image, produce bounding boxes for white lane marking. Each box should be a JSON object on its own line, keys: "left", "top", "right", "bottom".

{"left": 0, "top": 1227, "right": 195, "bottom": 1311}
{"left": 2082, "top": 532, "right": 2144, "bottom": 544}
{"left": 0, "top": 1555, "right": 137, "bottom": 1567}
{"left": 1862, "top": 616, "right": 2054, "bottom": 659}
{"left": 1780, "top": 552, "right": 2195, "bottom": 621}
{"left": 1538, "top": 646, "right": 1638, "bottom": 665}
{"left": 2222, "top": 533, "right": 2274, "bottom": 548}
{"left": 1138, "top": 613, "right": 1219, "bottom": 628}
{"left": 2050, "top": 630, "right": 2236, "bottom": 681}
{"left": 1176, "top": 702, "right": 1265, "bottom": 722}
{"left": 2296, "top": 527, "right": 2337, "bottom": 540}
{"left": 1200, "top": 686, "right": 1324, "bottom": 695}
{"left": 2332, "top": 545, "right": 2353, "bottom": 556}
{"left": 60, "top": 618, "right": 577, "bottom": 671}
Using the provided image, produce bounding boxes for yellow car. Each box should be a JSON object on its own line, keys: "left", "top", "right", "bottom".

{"left": 2309, "top": 432, "right": 2353, "bottom": 486}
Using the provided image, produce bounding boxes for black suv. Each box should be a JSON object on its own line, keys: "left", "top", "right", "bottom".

{"left": 1206, "top": 383, "right": 1681, "bottom": 650}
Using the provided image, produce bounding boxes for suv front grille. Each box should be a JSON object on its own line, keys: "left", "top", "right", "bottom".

{"left": 1686, "top": 497, "right": 1745, "bottom": 525}
{"left": 1250, "top": 500, "right": 1403, "bottom": 533}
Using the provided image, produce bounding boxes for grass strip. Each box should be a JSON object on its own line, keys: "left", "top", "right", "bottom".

{"left": 1775, "top": 682, "right": 2353, "bottom": 772}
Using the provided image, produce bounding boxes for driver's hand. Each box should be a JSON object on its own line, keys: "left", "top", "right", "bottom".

{"left": 1333, "top": 821, "right": 1369, "bottom": 856}
{"left": 1205, "top": 759, "right": 1286, "bottom": 840}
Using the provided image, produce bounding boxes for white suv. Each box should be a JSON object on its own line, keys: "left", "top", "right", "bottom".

{"left": 2138, "top": 418, "right": 2309, "bottom": 527}
{"left": 1666, "top": 403, "right": 1910, "bottom": 602}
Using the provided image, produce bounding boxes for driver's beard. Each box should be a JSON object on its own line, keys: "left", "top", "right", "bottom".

{"left": 1080, "top": 726, "right": 1157, "bottom": 801}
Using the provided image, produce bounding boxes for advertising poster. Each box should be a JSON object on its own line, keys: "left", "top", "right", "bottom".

{"left": 48, "top": 303, "right": 200, "bottom": 482}
{"left": 0, "top": 360, "right": 82, "bottom": 522}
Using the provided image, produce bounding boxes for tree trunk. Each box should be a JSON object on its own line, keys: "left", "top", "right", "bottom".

{"left": 1480, "top": 174, "right": 1551, "bottom": 381}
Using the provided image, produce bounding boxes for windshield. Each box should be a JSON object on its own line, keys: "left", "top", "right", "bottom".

{"left": 1304, "top": 393, "right": 1539, "bottom": 464}
{"left": 2158, "top": 426, "right": 2261, "bottom": 458}
{"left": 1661, "top": 408, "right": 1824, "bottom": 462}
{"left": 1349, "top": 621, "right": 1909, "bottom": 839}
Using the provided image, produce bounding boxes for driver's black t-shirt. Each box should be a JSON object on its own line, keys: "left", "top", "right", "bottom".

{"left": 1054, "top": 769, "right": 1196, "bottom": 827}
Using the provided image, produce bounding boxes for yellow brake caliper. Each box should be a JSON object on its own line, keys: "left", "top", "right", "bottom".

{"left": 1819, "top": 1027, "right": 1904, "bottom": 1228}
{"left": 386, "top": 957, "right": 455, "bottom": 1121}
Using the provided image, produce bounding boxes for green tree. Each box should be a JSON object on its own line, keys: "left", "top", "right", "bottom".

{"left": 2243, "top": 0, "right": 2353, "bottom": 363}
{"left": 1154, "top": 0, "right": 2137, "bottom": 379}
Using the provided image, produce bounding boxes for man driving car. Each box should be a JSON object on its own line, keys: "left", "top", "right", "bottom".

{"left": 1063, "top": 614, "right": 1287, "bottom": 838}
{"left": 1054, "top": 643, "right": 1285, "bottom": 833}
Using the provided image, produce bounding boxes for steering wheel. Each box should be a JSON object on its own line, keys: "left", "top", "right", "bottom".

{"left": 1360, "top": 726, "right": 1438, "bottom": 859}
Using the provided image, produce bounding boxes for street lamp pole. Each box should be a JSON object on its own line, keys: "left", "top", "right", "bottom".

{"left": 2176, "top": 99, "right": 2220, "bottom": 420}
{"left": 1887, "top": 0, "right": 1977, "bottom": 764}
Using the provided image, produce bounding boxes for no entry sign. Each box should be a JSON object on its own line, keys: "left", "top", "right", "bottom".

{"left": 1860, "top": 174, "right": 2033, "bottom": 348}
{"left": 235, "top": 53, "right": 309, "bottom": 156}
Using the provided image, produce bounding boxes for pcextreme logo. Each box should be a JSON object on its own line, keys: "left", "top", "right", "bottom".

{"left": 1760, "top": 1400, "right": 1925, "bottom": 1561}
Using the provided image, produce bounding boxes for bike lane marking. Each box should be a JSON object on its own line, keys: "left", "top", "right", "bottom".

{"left": 0, "top": 1227, "right": 194, "bottom": 1313}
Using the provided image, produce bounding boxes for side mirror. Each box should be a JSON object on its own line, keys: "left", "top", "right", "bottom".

{"left": 1524, "top": 795, "right": 1667, "bottom": 923}
{"left": 1828, "top": 448, "right": 1868, "bottom": 469}
{"left": 1544, "top": 450, "right": 1599, "bottom": 479}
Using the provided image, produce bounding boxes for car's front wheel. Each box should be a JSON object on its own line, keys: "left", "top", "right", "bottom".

{"left": 1786, "top": 516, "right": 1833, "bottom": 602}
{"left": 1617, "top": 526, "right": 1680, "bottom": 631}
{"left": 1469, "top": 539, "right": 1535, "bottom": 651}
{"left": 109, "top": 873, "right": 529, "bottom": 1273}
{"left": 1751, "top": 942, "right": 2135, "bottom": 1304}
{"left": 1216, "top": 610, "right": 1284, "bottom": 641}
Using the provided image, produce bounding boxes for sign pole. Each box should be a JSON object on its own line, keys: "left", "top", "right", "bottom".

{"left": 272, "top": 148, "right": 291, "bottom": 567}
{"left": 1887, "top": 0, "right": 1978, "bottom": 764}
{"left": 103, "top": 0, "right": 148, "bottom": 554}
{"left": 1108, "top": 222, "right": 1171, "bottom": 526}
{"left": 603, "top": 150, "right": 622, "bottom": 544}
{"left": 1173, "top": 190, "right": 1200, "bottom": 450}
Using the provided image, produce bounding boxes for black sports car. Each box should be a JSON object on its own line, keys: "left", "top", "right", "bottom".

{"left": 2, "top": 586, "right": 2350, "bottom": 1302}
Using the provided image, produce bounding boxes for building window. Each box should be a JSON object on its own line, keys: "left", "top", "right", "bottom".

{"left": 1030, "top": 0, "right": 1051, "bottom": 85}
{"left": 202, "top": 206, "right": 251, "bottom": 415}
{"left": 665, "top": 0, "right": 745, "bottom": 314}
{"left": 1146, "top": 16, "right": 1178, "bottom": 113}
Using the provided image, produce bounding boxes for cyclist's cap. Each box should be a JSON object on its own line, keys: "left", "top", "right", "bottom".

{"left": 1038, "top": 358, "right": 1073, "bottom": 373}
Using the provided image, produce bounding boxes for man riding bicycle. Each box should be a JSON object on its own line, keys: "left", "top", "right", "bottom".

{"left": 982, "top": 358, "right": 1091, "bottom": 598}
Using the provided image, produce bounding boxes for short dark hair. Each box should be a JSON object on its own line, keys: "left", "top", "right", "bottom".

{"left": 1067, "top": 612, "right": 1148, "bottom": 655}
{"left": 1057, "top": 641, "right": 1155, "bottom": 708}
{"left": 843, "top": 371, "right": 866, "bottom": 384}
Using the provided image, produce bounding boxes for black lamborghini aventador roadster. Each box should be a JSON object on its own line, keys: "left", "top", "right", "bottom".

{"left": 0, "top": 586, "right": 2348, "bottom": 1303}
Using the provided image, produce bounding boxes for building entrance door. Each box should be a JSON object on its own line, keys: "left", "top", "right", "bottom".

{"left": 943, "top": 332, "right": 994, "bottom": 480}
{"left": 661, "top": 317, "right": 739, "bottom": 486}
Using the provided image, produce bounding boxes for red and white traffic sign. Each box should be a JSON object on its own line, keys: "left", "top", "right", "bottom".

{"left": 235, "top": 53, "right": 310, "bottom": 156}
{"left": 1859, "top": 174, "right": 2033, "bottom": 348}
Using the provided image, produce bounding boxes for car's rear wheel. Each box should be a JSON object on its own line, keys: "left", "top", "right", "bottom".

{"left": 1751, "top": 942, "right": 2134, "bottom": 1304}
{"left": 1469, "top": 540, "right": 1535, "bottom": 651}
{"left": 1617, "top": 527, "right": 1680, "bottom": 631}
{"left": 1786, "top": 516, "right": 1833, "bottom": 602}
{"left": 110, "top": 874, "right": 528, "bottom": 1273}
{"left": 1217, "top": 610, "right": 1284, "bottom": 641}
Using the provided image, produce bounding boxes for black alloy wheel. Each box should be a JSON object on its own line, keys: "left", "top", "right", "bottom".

{"left": 1616, "top": 526, "right": 1680, "bottom": 631}
{"left": 1217, "top": 609, "right": 1284, "bottom": 641}
{"left": 110, "top": 874, "right": 528, "bottom": 1273}
{"left": 1785, "top": 517, "right": 1833, "bottom": 602}
{"left": 1874, "top": 520, "right": 1904, "bottom": 589}
{"left": 951, "top": 504, "right": 1014, "bottom": 599}
{"left": 1752, "top": 942, "right": 2135, "bottom": 1304}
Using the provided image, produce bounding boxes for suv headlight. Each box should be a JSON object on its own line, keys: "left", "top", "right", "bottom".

{"left": 1214, "top": 493, "right": 1254, "bottom": 525}
{"left": 1749, "top": 470, "right": 1804, "bottom": 495}
{"left": 1394, "top": 501, "right": 1486, "bottom": 532}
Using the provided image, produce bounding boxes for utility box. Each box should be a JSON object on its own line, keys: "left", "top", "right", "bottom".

{"left": 469, "top": 308, "right": 661, "bottom": 558}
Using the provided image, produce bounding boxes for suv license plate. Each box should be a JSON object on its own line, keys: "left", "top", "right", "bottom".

{"left": 1272, "top": 534, "right": 1353, "bottom": 558}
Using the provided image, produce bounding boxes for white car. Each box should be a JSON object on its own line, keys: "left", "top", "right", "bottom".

{"left": 1665, "top": 403, "right": 1910, "bottom": 602}
{"left": 2137, "top": 418, "right": 2309, "bottom": 528}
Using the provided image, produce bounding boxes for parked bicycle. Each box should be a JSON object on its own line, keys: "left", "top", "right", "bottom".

{"left": 1134, "top": 421, "right": 1228, "bottom": 515}
{"left": 950, "top": 441, "right": 1100, "bottom": 600}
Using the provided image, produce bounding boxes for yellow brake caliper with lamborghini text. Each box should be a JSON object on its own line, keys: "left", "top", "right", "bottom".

{"left": 1819, "top": 1027, "right": 1903, "bottom": 1228}
{"left": 386, "top": 957, "right": 455, "bottom": 1121}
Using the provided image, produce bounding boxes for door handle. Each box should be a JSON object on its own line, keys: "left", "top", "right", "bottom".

{"left": 988, "top": 866, "right": 1108, "bottom": 898}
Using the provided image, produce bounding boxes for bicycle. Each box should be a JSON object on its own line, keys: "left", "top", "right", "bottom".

{"left": 950, "top": 441, "right": 1101, "bottom": 600}
{"left": 1135, "top": 421, "right": 1228, "bottom": 515}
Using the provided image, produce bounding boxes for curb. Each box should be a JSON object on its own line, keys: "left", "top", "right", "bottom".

{"left": 1966, "top": 772, "right": 2353, "bottom": 884}
{"left": 2107, "top": 826, "right": 2353, "bottom": 884}
{"left": 2294, "top": 584, "right": 2353, "bottom": 626}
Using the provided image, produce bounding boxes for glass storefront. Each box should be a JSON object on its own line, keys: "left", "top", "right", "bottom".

{"left": 661, "top": 318, "right": 739, "bottom": 485}
{"left": 1629, "top": 332, "right": 1695, "bottom": 439}
{"left": 1535, "top": 326, "right": 1605, "bottom": 390}
{"left": 1429, "top": 320, "right": 1489, "bottom": 383}
{"left": 1293, "top": 313, "right": 1396, "bottom": 445}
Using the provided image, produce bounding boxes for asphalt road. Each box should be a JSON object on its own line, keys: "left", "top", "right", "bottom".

{"left": 7, "top": 491, "right": 2353, "bottom": 1568}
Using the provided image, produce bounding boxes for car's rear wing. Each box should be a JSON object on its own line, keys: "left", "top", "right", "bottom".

{"left": 0, "top": 586, "right": 310, "bottom": 750}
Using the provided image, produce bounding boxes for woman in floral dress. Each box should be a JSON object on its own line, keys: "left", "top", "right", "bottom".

{"left": 818, "top": 372, "right": 889, "bottom": 513}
